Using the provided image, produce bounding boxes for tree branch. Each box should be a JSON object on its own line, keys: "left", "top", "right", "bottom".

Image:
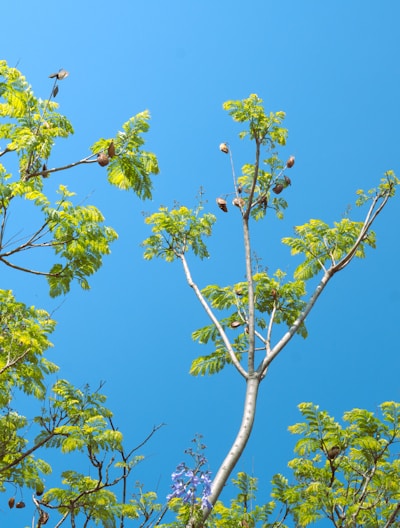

{"left": 201, "top": 376, "right": 260, "bottom": 521}
{"left": 384, "top": 502, "right": 400, "bottom": 527}
{"left": 0, "top": 256, "right": 63, "bottom": 277}
{"left": 25, "top": 155, "right": 97, "bottom": 181}
{"left": 180, "top": 253, "right": 247, "bottom": 378}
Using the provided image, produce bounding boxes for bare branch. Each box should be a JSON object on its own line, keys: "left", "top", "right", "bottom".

{"left": 0, "top": 348, "right": 31, "bottom": 375}
{"left": 25, "top": 155, "right": 97, "bottom": 181}
{"left": 384, "top": 502, "right": 400, "bottom": 527}
{"left": 180, "top": 253, "right": 247, "bottom": 378}
{"left": 0, "top": 256, "right": 63, "bottom": 277}
{"left": 332, "top": 190, "right": 390, "bottom": 273}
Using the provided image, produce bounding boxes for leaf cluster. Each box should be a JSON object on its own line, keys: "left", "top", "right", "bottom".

{"left": 282, "top": 218, "right": 376, "bottom": 280}
{"left": 271, "top": 402, "right": 400, "bottom": 526}
{"left": 143, "top": 205, "right": 216, "bottom": 261}
{"left": 223, "top": 94, "right": 287, "bottom": 146}
{"left": 190, "top": 270, "right": 307, "bottom": 377}
{"left": 0, "top": 59, "right": 159, "bottom": 296}
{"left": 91, "top": 110, "right": 159, "bottom": 199}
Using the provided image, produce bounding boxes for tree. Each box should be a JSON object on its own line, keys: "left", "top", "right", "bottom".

{"left": 1, "top": 62, "right": 398, "bottom": 527}
{"left": 0, "top": 60, "right": 161, "bottom": 527}
{"left": 142, "top": 94, "right": 399, "bottom": 525}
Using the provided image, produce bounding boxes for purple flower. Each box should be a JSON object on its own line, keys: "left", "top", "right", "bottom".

{"left": 167, "top": 435, "right": 213, "bottom": 509}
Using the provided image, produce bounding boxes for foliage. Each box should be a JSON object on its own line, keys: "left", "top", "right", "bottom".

{"left": 271, "top": 402, "right": 400, "bottom": 527}
{"left": 1, "top": 60, "right": 399, "bottom": 528}
{"left": 0, "top": 60, "right": 160, "bottom": 527}
{"left": 166, "top": 403, "right": 400, "bottom": 527}
{"left": 143, "top": 204, "right": 216, "bottom": 262}
{"left": 143, "top": 92, "right": 398, "bottom": 526}
{"left": 211, "top": 472, "right": 275, "bottom": 528}
{"left": 0, "top": 59, "right": 158, "bottom": 297}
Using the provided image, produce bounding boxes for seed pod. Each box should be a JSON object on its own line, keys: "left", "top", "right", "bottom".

{"left": 230, "top": 321, "right": 241, "bottom": 328}
{"left": 327, "top": 446, "right": 341, "bottom": 460}
{"left": 232, "top": 197, "right": 244, "bottom": 208}
{"left": 52, "top": 85, "right": 59, "bottom": 98}
{"left": 42, "top": 163, "right": 49, "bottom": 178}
{"left": 271, "top": 289, "right": 277, "bottom": 299}
{"left": 39, "top": 511, "right": 50, "bottom": 525}
{"left": 216, "top": 197, "right": 228, "bottom": 212}
{"left": 272, "top": 183, "right": 284, "bottom": 194}
{"left": 15, "top": 501, "right": 25, "bottom": 509}
{"left": 107, "top": 141, "right": 116, "bottom": 158}
{"left": 284, "top": 175, "right": 291, "bottom": 186}
{"left": 286, "top": 155, "right": 295, "bottom": 168}
{"left": 258, "top": 195, "right": 268, "bottom": 207}
{"left": 97, "top": 152, "right": 109, "bottom": 167}
{"left": 8, "top": 497, "right": 15, "bottom": 509}
{"left": 219, "top": 142, "right": 229, "bottom": 154}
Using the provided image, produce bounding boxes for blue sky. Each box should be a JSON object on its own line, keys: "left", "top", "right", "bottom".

{"left": 1, "top": 0, "right": 400, "bottom": 521}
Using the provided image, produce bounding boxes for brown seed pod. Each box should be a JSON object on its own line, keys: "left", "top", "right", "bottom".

{"left": 271, "top": 289, "right": 277, "bottom": 299}
{"left": 272, "top": 183, "right": 284, "bottom": 194}
{"left": 107, "top": 141, "right": 116, "bottom": 158}
{"left": 219, "top": 142, "right": 229, "bottom": 154}
{"left": 286, "top": 155, "right": 295, "bottom": 168}
{"left": 232, "top": 197, "right": 244, "bottom": 208}
{"left": 15, "top": 501, "right": 25, "bottom": 509}
{"left": 216, "top": 197, "right": 228, "bottom": 212}
{"left": 284, "top": 175, "right": 291, "bottom": 186}
{"left": 258, "top": 195, "right": 268, "bottom": 207}
{"left": 230, "top": 321, "right": 242, "bottom": 328}
{"left": 97, "top": 152, "right": 109, "bottom": 167}
{"left": 327, "top": 446, "right": 341, "bottom": 460}
{"left": 39, "top": 511, "right": 50, "bottom": 525}
{"left": 52, "top": 85, "right": 59, "bottom": 98}
{"left": 42, "top": 163, "right": 49, "bottom": 178}
{"left": 8, "top": 497, "right": 15, "bottom": 509}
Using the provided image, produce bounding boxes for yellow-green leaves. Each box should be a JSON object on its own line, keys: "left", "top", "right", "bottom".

{"left": 273, "top": 402, "right": 400, "bottom": 527}
{"left": 44, "top": 189, "right": 118, "bottom": 297}
{"left": 0, "top": 290, "right": 57, "bottom": 404}
{"left": 0, "top": 182, "right": 118, "bottom": 297}
{"left": 91, "top": 111, "right": 159, "bottom": 199}
{"left": 189, "top": 271, "right": 307, "bottom": 377}
{"left": 356, "top": 170, "right": 399, "bottom": 206}
{"left": 213, "top": 472, "right": 275, "bottom": 527}
{"left": 143, "top": 205, "right": 216, "bottom": 262}
{"left": 0, "top": 60, "right": 74, "bottom": 177}
{"left": 282, "top": 218, "right": 376, "bottom": 280}
{"left": 223, "top": 94, "right": 287, "bottom": 146}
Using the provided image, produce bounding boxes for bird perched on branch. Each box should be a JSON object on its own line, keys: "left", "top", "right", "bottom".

{"left": 49, "top": 69, "right": 69, "bottom": 80}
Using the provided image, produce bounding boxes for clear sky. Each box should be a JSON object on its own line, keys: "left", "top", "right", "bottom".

{"left": 1, "top": 0, "right": 400, "bottom": 522}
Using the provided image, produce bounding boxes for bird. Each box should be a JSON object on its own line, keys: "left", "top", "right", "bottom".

{"left": 49, "top": 69, "right": 69, "bottom": 80}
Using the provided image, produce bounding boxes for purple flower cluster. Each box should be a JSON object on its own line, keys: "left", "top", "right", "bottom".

{"left": 167, "top": 435, "right": 212, "bottom": 510}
